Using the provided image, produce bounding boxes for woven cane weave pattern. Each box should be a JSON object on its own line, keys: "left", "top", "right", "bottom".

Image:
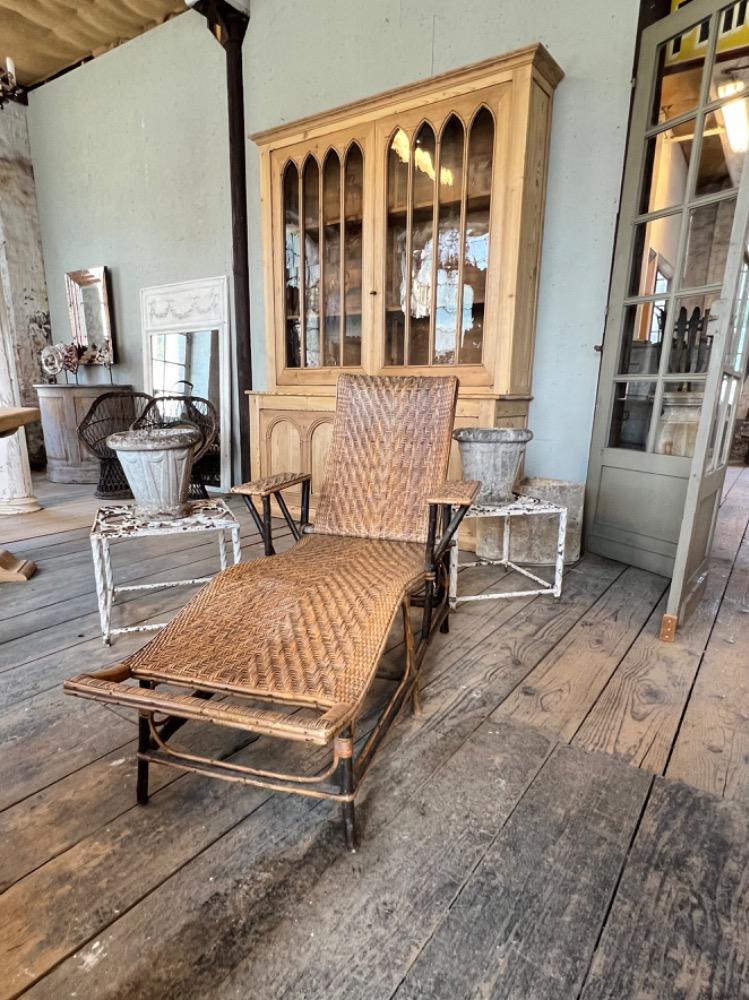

{"left": 314, "top": 375, "right": 458, "bottom": 543}
{"left": 426, "top": 480, "right": 481, "bottom": 507}
{"left": 123, "top": 534, "right": 424, "bottom": 710}
{"left": 231, "top": 472, "right": 310, "bottom": 497}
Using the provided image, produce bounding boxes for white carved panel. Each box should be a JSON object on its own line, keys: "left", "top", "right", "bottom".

{"left": 141, "top": 276, "right": 227, "bottom": 333}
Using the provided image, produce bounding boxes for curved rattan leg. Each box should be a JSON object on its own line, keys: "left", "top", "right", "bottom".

{"left": 338, "top": 731, "right": 356, "bottom": 851}
{"left": 137, "top": 713, "right": 150, "bottom": 805}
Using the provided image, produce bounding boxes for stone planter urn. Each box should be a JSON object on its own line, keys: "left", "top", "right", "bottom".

{"left": 106, "top": 425, "right": 201, "bottom": 519}
{"left": 453, "top": 427, "right": 533, "bottom": 503}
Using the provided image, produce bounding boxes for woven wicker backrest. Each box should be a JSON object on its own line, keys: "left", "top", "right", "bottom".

{"left": 314, "top": 374, "right": 458, "bottom": 543}
{"left": 131, "top": 395, "right": 218, "bottom": 463}
{"left": 77, "top": 391, "right": 153, "bottom": 458}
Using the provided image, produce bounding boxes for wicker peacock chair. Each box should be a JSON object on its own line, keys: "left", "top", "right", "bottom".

{"left": 130, "top": 395, "right": 218, "bottom": 499}
{"left": 77, "top": 391, "right": 153, "bottom": 499}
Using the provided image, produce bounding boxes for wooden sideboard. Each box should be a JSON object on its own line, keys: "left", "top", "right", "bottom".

{"left": 35, "top": 383, "right": 133, "bottom": 483}
{"left": 248, "top": 44, "right": 563, "bottom": 519}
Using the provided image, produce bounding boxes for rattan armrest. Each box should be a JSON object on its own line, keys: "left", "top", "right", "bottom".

{"left": 231, "top": 472, "right": 311, "bottom": 498}
{"left": 426, "top": 480, "right": 480, "bottom": 508}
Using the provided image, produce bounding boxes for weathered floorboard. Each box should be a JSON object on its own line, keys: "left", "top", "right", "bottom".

{"left": 579, "top": 777, "right": 749, "bottom": 1000}
{"left": 666, "top": 530, "right": 749, "bottom": 801}
{"left": 573, "top": 482, "right": 749, "bottom": 772}
{"left": 395, "top": 745, "right": 651, "bottom": 1000}
{"left": 24, "top": 720, "right": 553, "bottom": 1000}
{"left": 493, "top": 566, "right": 668, "bottom": 742}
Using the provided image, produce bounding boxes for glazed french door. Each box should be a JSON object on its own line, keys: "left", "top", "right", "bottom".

{"left": 586, "top": 0, "right": 749, "bottom": 636}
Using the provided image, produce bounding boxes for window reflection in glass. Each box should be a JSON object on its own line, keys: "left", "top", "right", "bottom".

{"left": 709, "top": 2, "right": 749, "bottom": 101}
{"left": 385, "top": 129, "right": 409, "bottom": 365}
{"left": 682, "top": 197, "right": 737, "bottom": 288}
{"left": 409, "top": 123, "right": 436, "bottom": 365}
{"left": 619, "top": 299, "right": 668, "bottom": 375}
{"left": 322, "top": 151, "right": 341, "bottom": 367}
{"left": 610, "top": 381, "right": 656, "bottom": 450}
{"left": 729, "top": 258, "right": 749, "bottom": 369}
{"left": 283, "top": 163, "right": 301, "bottom": 368}
{"left": 651, "top": 19, "right": 709, "bottom": 126}
{"left": 696, "top": 105, "right": 748, "bottom": 197}
{"left": 343, "top": 144, "right": 364, "bottom": 366}
{"left": 653, "top": 379, "right": 705, "bottom": 458}
{"left": 434, "top": 115, "right": 464, "bottom": 364}
{"left": 667, "top": 291, "right": 718, "bottom": 374}
{"left": 302, "top": 157, "right": 320, "bottom": 367}
{"left": 629, "top": 218, "right": 678, "bottom": 297}
{"left": 461, "top": 107, "right": 493, "bottom": 364}
{"left": 640, "top": 121, "right": 694, "bottom": 215}
{"left": 284, "top": 148, "right": 364, "bottom": 370}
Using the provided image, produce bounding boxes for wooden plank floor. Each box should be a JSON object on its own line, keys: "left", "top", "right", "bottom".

{"left": 1, "top": 470, "right": 748, "bottom": 999}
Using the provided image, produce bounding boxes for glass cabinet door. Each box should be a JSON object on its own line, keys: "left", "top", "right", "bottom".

{"left": 383, "top": 100, "right": 496, "bottom": 370}
{"left": 608, "top": 3, "right": 749, "bottom": 459}
{"left": 281, "top": 141, "right": 365, "bottom": 370}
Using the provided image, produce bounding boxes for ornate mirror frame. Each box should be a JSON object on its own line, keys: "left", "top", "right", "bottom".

{"left": 65, "top": 266, "right": 115, "bottom": 363}
{"left": 140, "top": 276, "right": 231, "bottom": 492}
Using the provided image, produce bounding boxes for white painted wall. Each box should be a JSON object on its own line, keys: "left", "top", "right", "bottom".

{"left": 26, "top": 13, "right": 231, "bottom": 392}
{"left": 26, "top": 0, "right": 641, "bottom": 484}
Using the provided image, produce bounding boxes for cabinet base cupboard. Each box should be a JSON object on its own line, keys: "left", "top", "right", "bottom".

{"left": 248, "top": 44, "right": 563, "bottom": 530}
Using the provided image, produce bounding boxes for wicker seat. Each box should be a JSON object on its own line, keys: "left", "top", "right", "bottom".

{"left": 65, "top": 374, "right": 480, "bottom": 850}
{"left": 131, "top": 395, "right": 218, "bottom": 499}
{"left": 77, "top": 391, "right": 153, "bottom": 499}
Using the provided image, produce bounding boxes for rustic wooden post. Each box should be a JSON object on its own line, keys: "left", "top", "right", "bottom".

{"left": 188, "top": 0, "right": 252, "bottom": 480}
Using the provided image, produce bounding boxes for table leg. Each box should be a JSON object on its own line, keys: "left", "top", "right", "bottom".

{"left": 231, "top": 525, "right": 241, "bottom": 565}
{"left": 502, "top": 512, "right": 511, "bottom": 565}
{"left": 554, "top": 507, "right": 567, "bottom": 598}
{"left": 90, "top": 536, "right": 109, "bottom": 645}
{"left": 449, "top": 535, "right": 459, "bottom": 610}
{"left": 102, "top": 538, "right": 114, "bottom": 644}
{"left": 218, "top": 530, "right": 227, "bottom": 571}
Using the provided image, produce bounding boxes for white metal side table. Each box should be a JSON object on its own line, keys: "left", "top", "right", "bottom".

{"left": 449, "top": 494, "right": 567, "bottom": 609}
{"left": 90, "top": 499, "right": 241, "bottom": 645}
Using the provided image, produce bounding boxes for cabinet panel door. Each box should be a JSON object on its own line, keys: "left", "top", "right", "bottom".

{"left": 267, "top": 123, "right": 376, "bottom": 388}
{"left": 371, "top": 84, "right": 509, "bottom": 386}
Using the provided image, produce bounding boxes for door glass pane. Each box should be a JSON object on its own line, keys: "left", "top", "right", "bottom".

{"left": 651, "top": 19, "right": 710, "bottom": 126}
{"left": 667, "top": 291, "right": 718, "bottom": 373}
{"left": 708, "top": 2, "right": 749, "bottom": 100}
{"left": 322, "top": 151, "right": 341, "bottom": 367}
{"left": 629, "top": 217, "right": 679, "bottom": 296}
{"left": 640, "top": 120, "right": 695, "bottom": 214}
{"left": 283, "top": 162, "right": 302, "bottom": 368}
{"left": 653, "top": 379, "right": 704, "bottom": 457}
{"left": 409, "top": 123, "right": 436, "bottom": 366}
{"left": 729, "top": 259, "right": 749, "bottom": 368}
{"left": 610, "top": 381, "right": 656, "bottom": 450}
{"left": 619, "top": 299, "right": 667, "bottom": 374}
{"left": 696, "top": 105, "right": 748, "bottom": 197}
{"left": 385, "top": 129, "right": 409, "bottom": 365}
{"left": 719, "top": 374, "right": 740, "bottom": 464}
{"left": 302, "top": 157, "right": 320, "bottom": 367}
{"left": 682, "top": 196, "right": 737, "bottom": 288}
{"left": 461, "top": 107, "right": 493, "bottom": 364}
{"left": 343, "top": 144, "right": 363, "bottom": 366}
{"left": 434, "top": 115, "right": 464, "bottom": 364}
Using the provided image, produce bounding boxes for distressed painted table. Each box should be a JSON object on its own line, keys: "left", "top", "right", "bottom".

{"left": 90, "top": 499, "right": 241, "bottom": 644}
{"left": 449, "top": 494, "right": 567, "bottom": 609}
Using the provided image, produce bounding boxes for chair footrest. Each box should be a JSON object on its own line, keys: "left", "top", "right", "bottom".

{"left": 64, "top": 671, "right": 350, "bottom": 746}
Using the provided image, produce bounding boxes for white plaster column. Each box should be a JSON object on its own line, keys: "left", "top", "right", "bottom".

{"left": 0, "top": 300, "right": 40, "bottom": 516}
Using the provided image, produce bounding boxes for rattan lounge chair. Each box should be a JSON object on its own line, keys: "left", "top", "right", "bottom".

{"left": 64, "top": 375, "right": 479, "bottom": 849}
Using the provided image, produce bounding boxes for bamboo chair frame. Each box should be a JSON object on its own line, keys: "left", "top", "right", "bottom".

{"left": 65, "top": 375, "right": 478, "bottom": 850}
